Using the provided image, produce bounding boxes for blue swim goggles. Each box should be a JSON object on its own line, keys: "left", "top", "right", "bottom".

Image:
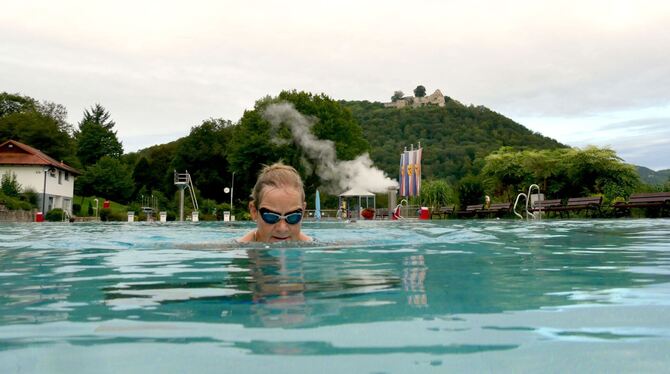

{"left": 258, "top": 208, "right": 303, "bottom": 225}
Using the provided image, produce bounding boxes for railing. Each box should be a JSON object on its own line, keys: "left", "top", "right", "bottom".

{"left": 513, "top": 184, "right": 542, "bottom": 220}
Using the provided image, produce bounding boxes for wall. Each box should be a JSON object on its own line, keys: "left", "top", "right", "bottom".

{"left": 0, "top": 209, "right": 35, "bottom": 222}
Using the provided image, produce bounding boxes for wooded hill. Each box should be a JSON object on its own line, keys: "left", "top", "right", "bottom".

{"left": 636, "top": 166, "right": 670, "bottom": 185}
{"left": 342, "top": 98, "right": 566, "bottom": 184}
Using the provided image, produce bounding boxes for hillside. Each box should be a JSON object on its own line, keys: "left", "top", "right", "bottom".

{"left": 636, "top": 166, "right": 670, "bottom": 185}
{"left": 342, "top": 98, "right": 566, "bottom": 183}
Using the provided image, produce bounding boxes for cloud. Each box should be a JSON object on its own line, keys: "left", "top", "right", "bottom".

{"left": 2, "top": 0, "right": 670, "bottom": 168}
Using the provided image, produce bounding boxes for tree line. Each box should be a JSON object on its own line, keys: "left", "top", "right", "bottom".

{"left": 2, "top": 90, "right": 667, "bottom": 219}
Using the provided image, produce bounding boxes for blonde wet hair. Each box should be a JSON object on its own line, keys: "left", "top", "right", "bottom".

{"left": 251, "top": 162, "right": 305, "bottom": 207}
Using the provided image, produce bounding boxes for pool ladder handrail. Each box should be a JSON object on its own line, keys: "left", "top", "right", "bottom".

{"left": 62, "top": 209, "right": 71, "bottom": 222}
{"left": 513, "top": 184, "right": 541, "bottom": 220}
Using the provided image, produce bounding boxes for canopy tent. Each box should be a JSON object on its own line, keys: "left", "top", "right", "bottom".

{"left": 338, "top": 188, "right": 376, "bottom": 219}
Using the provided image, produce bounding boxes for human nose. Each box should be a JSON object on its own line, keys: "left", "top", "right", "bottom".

{"left": 275, "top": 218, "right": 290, "bottom": 231}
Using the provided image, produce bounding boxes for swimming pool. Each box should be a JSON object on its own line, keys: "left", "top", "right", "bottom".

{"left": 1, "top": 219, "right": 670, "bottom": 372}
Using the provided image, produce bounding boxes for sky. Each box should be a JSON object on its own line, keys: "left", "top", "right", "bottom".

{"left": 1, "top": 0, "right": 669, "bottom": 170}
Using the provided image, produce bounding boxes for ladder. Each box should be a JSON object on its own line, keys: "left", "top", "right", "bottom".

{"left": 174, "top": 170, "right": 199, "bottom": 221}
{"left": 513, "top": 184, "right": 542, "bottom": 220}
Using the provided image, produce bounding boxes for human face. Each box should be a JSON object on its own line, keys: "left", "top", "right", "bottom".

{"left": 250, "top": 186, "right": 306, "bottom": 242}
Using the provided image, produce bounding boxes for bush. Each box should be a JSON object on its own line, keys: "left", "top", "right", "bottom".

{"left": 73, "top": 203, "right": 81, "bottom": 215}
{"left": 1, "top": 171, "right": 22, "bottom": 197}
{"left": 99, "top": 208, "right": 125, "bottom": 221}
{"left": 22, "top": 188, "right": 38, "bottom": 206}
{"left": 0, "top": 191, "right": 32, "bottom": 210}
{"left": 457, "top": 175, "right": 485, "bottom": 209}
{"left": 99, "top": 208, "right": 112, "bottom": 221}
{"left": 45, "top": 208, "right": 65, "bottom": 221}
{"left": 199, "top": 213, "right": 217, "bottom": 221}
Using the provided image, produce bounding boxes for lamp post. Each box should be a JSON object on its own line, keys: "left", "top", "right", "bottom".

{"left": 224, "top": 171, "right": 235, "bottom": 221}
{"left": 42, "top": 166, "right": 48, "bottom": 215}
{"left": 230, "top": 171, "right": 235, "bottom": 214}
{"left": 42, "top": 166, "right": 55, "bottom": 215}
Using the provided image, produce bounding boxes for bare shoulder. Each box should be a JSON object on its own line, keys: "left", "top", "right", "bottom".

{"left": 237, "top": 231, "right": 255, "bottom": 243}
{"left": 299, "top": 232, "right": 313, "bottom": 242}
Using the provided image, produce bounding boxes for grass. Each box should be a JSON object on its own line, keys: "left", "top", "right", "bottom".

{"left": 74, "top": 195, "right": 127, "bottom": 217}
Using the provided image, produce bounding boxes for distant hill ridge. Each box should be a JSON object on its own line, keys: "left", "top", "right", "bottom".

{"left": 636, "top": 166, "right": 670, "bottom": 185}
{"left": 341, "top": 97, "right": 566, "bottom": 183}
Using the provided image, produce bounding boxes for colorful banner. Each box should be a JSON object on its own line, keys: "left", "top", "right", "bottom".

{"left": 408, "top": 149, "right": 416, "bottom": 196}
{"left": 398, "top": 146, "right": 423, "bottom": 197}
{"left": 398, "top": 151, "right": 407, "bottom": 196}
{"left": 415, "top": 147, "right": 422, "bottom": 196}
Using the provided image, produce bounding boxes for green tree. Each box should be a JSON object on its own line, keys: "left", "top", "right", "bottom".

{"left": 132, "top": 156, "right": 153, "bottom": 197}
{"left": 481, "top": 146, "right": 640, "bottom": 204}
{"left": 562, "top": 146, "right": 640, "bottom": 202}
{"left": 0, "top": 110, "right": 78, "bottom": 166}
{"left": 419, "top": 179, "right": 455, "bottom": 209}
{"left": 457, "top": 175, "right": 485, "bottom": 208}
{"left": 1, "top": 171, "right": 22, "bottom": 197}
{"left": 391, "top": 91, "right": 404, "bottom": 102}
{"left": 0, "top": 92, "right": 38, "bottom": 117}
{"left": 414, "top": 85, "right": 426, "bottom": 97}
{"left": 76, "top": 156, "right": 134, "bottom": 202}
{"left": 76, "top": 104, "right": 123, "bottom": 166}
{"left": 171, "top": 118, "right": 234, "bottom": 200}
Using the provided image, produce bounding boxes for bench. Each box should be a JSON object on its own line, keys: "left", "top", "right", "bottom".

{"left": 613, "top": 192, "right": 670, "bottom": 216}
{"left": 431, "top": 205, "right": 455, "bottom": 219}
{"left": 476, "top": 202, "right": 512, "bottom": 218}
{"left": 528, "top": 199, "right": 563, "bottom": 216}
{"left": 554, "top": 196, "right": 603, "bottom": 217}
{"left": 457, "top": 204, "right": 483, "bottom": 218}
{"left": 530, "top": 199, "right": 563, "bottom": 211}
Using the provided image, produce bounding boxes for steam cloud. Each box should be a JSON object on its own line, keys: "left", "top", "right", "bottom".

{"left": 262, "top": 102, "right": 398, "bottom": 194}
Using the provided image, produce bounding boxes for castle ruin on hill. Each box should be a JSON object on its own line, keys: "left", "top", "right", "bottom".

{"left": 384, "top": 89, "right": 445, "bottom": 109}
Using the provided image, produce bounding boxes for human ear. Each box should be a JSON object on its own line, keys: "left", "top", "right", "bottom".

{"left": 249, "top": 201, "right": 258, "bottom": 221}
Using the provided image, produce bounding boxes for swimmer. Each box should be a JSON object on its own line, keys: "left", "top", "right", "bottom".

{"left": 238, "top": 163, "right": 312, "bottom": 243}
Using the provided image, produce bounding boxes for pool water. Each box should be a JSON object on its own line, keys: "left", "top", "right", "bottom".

{"left": 1, "top": 219, "right": 670, "bottom": 372}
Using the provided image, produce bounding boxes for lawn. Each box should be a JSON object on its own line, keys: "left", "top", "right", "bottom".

{"left": 74, "top": 196, "right": 127, "bottom": 217}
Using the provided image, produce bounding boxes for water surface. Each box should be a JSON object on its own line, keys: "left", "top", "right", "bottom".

{"left": 1, "top": 219, "right": 670, "bottom": 372}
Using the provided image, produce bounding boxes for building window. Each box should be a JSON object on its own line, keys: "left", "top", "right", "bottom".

{"left": 58, "top": 170, "right": 62, "bottom": 184}
{"left": 65, "top": 172, "right": 69, "bottom": 181}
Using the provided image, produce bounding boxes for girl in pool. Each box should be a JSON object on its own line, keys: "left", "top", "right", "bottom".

{"left": 238, "top": 163, "right": 312, "bottom": 243}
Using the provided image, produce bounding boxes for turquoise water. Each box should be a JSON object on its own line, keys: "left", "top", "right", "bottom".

{"left": 1, "top": 219, "right": 670, "bottom": 373}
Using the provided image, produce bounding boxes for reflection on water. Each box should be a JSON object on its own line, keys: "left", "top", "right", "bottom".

{"left": 1, "top": 219, "right": 670, "bottom": 372}
{"left": 247, "top": 248, "right": 310, "bottom": 328}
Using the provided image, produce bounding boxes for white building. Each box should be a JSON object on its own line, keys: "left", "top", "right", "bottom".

{"left": 0, "top": 140, "right": 81, "bottom": 214}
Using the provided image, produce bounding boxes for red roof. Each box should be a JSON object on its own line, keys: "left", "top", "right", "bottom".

{"left": 0, "top": 140, "right": 82, "bottom": 175}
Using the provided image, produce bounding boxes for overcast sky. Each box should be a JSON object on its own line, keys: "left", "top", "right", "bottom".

{"left": 2, "top": 0, "right": 669, "bottom": 170}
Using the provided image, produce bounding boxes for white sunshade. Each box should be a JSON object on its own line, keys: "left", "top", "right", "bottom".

{"left": 338, "top": 188, "right": 375, "bottom": 197}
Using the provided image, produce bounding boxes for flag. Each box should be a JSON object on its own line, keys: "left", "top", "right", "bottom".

{"left": 398, "top": 151, "right": 409, "bottom": 196}
{"left": 415, "top": 147, "right": 422, "bottom": 196}
{"left": 403, "top": 149, "right": 411, "bottom": 196}
{"left": 407, "top": 149, "right": 416, "bottom": 196}
{"left": 399, "top": 145, "right": 423, "bottom": 197}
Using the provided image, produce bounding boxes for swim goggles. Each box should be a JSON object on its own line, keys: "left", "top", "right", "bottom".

{"left": 258, "top": 208, "right": 303, "bottom": 225}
